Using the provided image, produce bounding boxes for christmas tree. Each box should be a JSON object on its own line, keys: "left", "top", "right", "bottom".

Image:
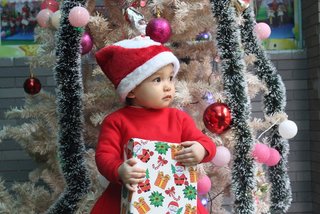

{"left": 0, "top": 0, "right": 297, "bottom": 213}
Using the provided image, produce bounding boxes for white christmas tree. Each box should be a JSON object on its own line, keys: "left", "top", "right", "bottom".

{"left": 0, "top": 0, "right": 296, "bottom": 213}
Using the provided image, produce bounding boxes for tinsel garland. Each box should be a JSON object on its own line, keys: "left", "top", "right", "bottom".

{"left": 210, "top": 1, "right": 256, "bottom": 213}
{"left": 46, "top": 0, "right": 90, "bottom": 213}
{"left": 240, "top": 7, "right": 292, "bottom": 213}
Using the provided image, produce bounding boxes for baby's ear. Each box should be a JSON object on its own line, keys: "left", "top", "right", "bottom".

{"left": 127, "top": 91, "right": 135, "bottom": 98}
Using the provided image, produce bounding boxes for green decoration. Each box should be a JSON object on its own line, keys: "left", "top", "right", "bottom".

{"left": 149, "top": 191, "right": 165, "bottom": 207}
{"left": 183, "top": 185, "right": 197, "bottom": 200}
{"left": 154, "top": 142, "right": 170, "bottom": 155}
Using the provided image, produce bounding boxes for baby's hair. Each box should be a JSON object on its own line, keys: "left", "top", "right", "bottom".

{"left": 126, "top": 97, "right": 134, "bottom": 106}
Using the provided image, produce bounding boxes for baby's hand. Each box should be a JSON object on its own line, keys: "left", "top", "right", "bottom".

{"left": 174, "top": 141, "right": 207, "bottom": 166}
{"left": 118, "top": 158, "right": 146, "bottom": 191}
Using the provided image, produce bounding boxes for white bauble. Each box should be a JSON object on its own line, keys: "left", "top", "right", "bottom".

{"left": 278, "top": 120, "right": 298, "bottom": 139}
{"left": 50, "top": 10, "right": 61, "bottom": 29}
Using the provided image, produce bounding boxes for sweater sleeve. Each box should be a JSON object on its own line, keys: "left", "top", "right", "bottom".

{"left": 178, "top": 110, "right": 216, "bottom": 163}
{"left": 95, "top": 114, "right": 124, "bottom": 183}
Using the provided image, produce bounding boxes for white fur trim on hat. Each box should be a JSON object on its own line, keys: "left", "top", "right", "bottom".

{"left": 117, "top": 51, "right": 180, "bottom": 101}
{"left": 114, "top": 36, "right": 161, "bottom": 49}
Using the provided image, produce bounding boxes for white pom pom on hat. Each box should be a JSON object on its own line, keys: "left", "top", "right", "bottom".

{"left": 95, "top": 36, "right": 180, "bottom": 101}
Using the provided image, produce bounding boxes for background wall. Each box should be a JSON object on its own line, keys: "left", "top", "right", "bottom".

{"left": 0, "top": 1, "right": 318, "bottom": 213}
{"left": 302, "top": 0, "right": 320, "bottom": 213}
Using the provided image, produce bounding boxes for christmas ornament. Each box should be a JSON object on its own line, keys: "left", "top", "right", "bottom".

{"left": 278, "top": 120, "right": 298, "bottom": 139}
{"left": 124, "top": 7, "right": 147, "bottom": 35}
{"left": 68, "top": 6, "right": 90, "bottom": 27}
{"left": 254, "top": 22, "right": 271, "bottom": 40}
{"left": 196, "top": 32, "right": 212, "bottom": 41}
{"left": 36, "top": 9, "right": 53, "bottom": 28}
{"left": 50, "top": 10, "right": 61, "bottom": 29}
{"left": 203, "top": 92, "right": 215, "bottom": 104}
{"left": 252, "top": 143, "right": 270, "bottom": 163}
{"left": 265, "top": 148, "right": 281, "bottom": 166}
{"left": 146, "top": 18, "right": 171, "bottom": 43}
{"left": 81, "top": 32, "right": 93, "bottom": 55}
{"left": 24, "top": 76, "right": 41, "bottom": 95}
{"left": 234, "top": 0, "right": 250, "bottom": 12}
{"left": 197, "top": 175, "right": 211, "bottom": 195}
{"left": 40, "top": 0, "right": 60, "bottom": 12}
{"left": 201, "top": 197, "right": 208, "bottom": 206}
{"left": 203, "top": 102, "right": 232, "bottom": 134}
{"left": 211, "top": 146, "right": 231, "bottom": 167}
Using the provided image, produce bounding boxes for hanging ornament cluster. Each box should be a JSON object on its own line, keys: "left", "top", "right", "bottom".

{"left": 278, "top": 119, "right": 298, "bottom": 139}
{"left": 36, "top": 0, "right": 59, "bottom": 28}
{"left": 254, "top": 22, "right": 271, "bottom": 40}
{"left": 203, "top": 101, "right": 232, "bottom": 134}
{"left": 36, "top": 2, "right": 93, "bottom": 55}
{"left": 252, "top": 143, "right": 281, "bottom": 166}
{"left": 24, "top": 75, "right": 42, "bottom": 95}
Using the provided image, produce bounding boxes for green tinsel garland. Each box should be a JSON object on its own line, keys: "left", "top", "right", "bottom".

{"left": 240, "top": 7, "right": 292, "bottom": 213}
{"left": 46, "top": 1, "right": 90, "bottom": 213}
{"left": 211, "top": 1, "right": 256, "bottom": 213}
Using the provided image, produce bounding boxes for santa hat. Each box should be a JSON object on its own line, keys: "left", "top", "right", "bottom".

{"left": 175, "top": 162, "right": 185, "bottom": 168}
{"left": 133, "top": 141, "right": 141, "bottom": 147}
{"left": 168, "top": 201, "right": 179, "bottom": 208}
{"left": 95, "top": 36, "right": 180, "bottom": 101}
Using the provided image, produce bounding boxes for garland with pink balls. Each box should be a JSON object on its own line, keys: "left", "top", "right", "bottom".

{"left": 240, "top": 7, "right": 292, "bottom": 212}
{"left": 44, "top": 0, "right": 90, "bottom": 213}
{"left": 211, "top": 0, "right": 256, "bottom": 213}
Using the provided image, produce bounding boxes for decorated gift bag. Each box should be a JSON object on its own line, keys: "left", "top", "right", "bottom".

{"left": 120, "top": 138, "right": 198, "bottom": 214}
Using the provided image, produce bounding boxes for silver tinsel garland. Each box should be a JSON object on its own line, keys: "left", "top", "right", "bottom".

{"left": 46, "top": 0, "right": 90, "bottom": 213}
{"left": 211, "top": 0, "right": 256, "bottom": 213}
{"left": 240, "top": 7, "right": 292, "bottom": 213}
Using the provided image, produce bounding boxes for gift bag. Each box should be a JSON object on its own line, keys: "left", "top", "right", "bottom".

{"left": 120, "top": 138, "right": 197, "bottom": 214}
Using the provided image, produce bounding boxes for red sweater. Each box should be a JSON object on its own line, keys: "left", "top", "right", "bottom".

{"left": 91, "top": 106, "right": 216, "bottom": 214}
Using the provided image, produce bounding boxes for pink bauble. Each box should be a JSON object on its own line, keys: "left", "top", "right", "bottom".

{"left": 68, "top": 6, "right": 90, "bottom": 27}
{"left": 36, "top": 9, "right": 53, "bottom": 28}
{"left": 254, "top": 22, "right": 271, "bottom": 40}
{"left": 81, "top": 32, "right": 93, "bottom": 55}
{"left": 197, "top": 175, "right": 211, "bottom": 195}
{"left": 146, "top": 18, "right": 171, "bottom": 43}
{"left": 265, "top": 148, "right": 281, "bottom": 166}
{"left": 252, "top": 143, "right": 270, "bottom": 163}
{"left": 40, "top": 0, "right": 60, "bottom": 12}
{"left": 211, "top": 146, "right": 231, "bottom": 167}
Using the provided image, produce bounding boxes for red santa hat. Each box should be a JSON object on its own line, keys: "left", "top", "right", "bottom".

{"left": 168, "top": 201, "right": 179, "bottom": 208}
{"left": 175, "top": 162, "right": 185, "bottom": 168}
{"left": 133, "top": 141, "right": 141, "bottom": 147}
{"left": 95, "top": 36, "right": 180, "bottom": 101}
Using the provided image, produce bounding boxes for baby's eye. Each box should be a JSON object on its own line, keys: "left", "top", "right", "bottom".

{"left": 170, "top": 76, "right": 174, "bottom": 81}
{"left": 153, "top": 77, "right": 161, "bottom": 82}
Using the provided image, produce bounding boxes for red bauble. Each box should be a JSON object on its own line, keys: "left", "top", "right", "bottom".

{"left": 203, "top": 102, "right": 232, "bottom": 134}
{"left": 40, "top": 0, "right": 60, "bottom": 12}
{"left": 24, "top": 77, "right": 41, "bottom": 95}
{"left": 146, "top": 18, "right": 171, "bottom": 43}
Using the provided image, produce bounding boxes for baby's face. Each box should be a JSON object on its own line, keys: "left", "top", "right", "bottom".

{"left": 128, "top": 64, "right": 175, "bottom": 109}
